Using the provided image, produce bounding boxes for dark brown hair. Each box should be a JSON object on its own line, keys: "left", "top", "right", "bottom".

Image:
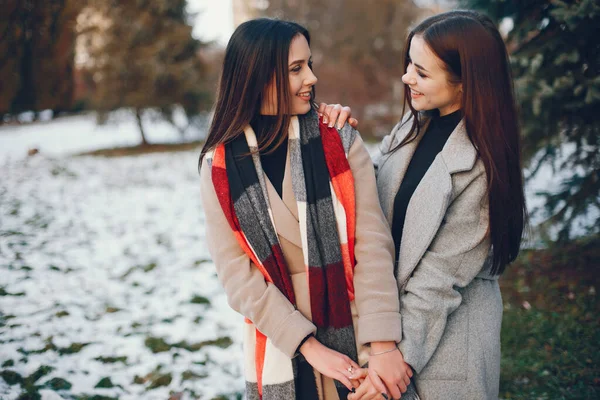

{"left": 199, "top": 18, "right": 313, "bottom": 164}
{"left": 393, "top": 10, "right": 527, "bottom": 274}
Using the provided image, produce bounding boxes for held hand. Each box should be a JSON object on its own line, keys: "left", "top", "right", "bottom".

{"left": 348, "top": 369, "right": 386, "bottom": 400}
{"left": 368, "top": 342, "right": 413, "bottom": 399}
{"left": 318, "top": 103, "right": 358, "bottom": 129}
{"left": 299, "top": 336, "right": 361, "bottom": 391}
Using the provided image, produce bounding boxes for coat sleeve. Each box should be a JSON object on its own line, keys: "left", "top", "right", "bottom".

{"left": 397, "top": 164, "right": 491, "bottom": 373}
{"left": 346, "top": 131, "right": 402, "bottom": 346}
{"left": 199, "top": 157, "right": 316, "bottom": 359}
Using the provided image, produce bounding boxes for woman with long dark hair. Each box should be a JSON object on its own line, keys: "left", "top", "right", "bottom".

{"left": 198, "top": 18, "right": 414, "bottom": 400}
{"left": 322, "top": 10, "right": 527, "bottom": 399}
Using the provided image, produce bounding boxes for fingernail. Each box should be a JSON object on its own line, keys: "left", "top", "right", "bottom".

{"left": 328, "top": 122, "right": 334, "bottom": 128}
{"left": 337, "top": 123, "right": 343, "bottom": 130}
{"left": 381, "top": 394, "right": 389, "bottom": 400}
{"left": 323, "top": 117, "right": 328, "bottom": 124}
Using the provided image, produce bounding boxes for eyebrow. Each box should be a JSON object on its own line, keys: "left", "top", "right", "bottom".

{"left": 289, "top": 57, "right": 312, "bottom": 66}
{"left": 414, "top": 62, "right": 428, "bottom": 72}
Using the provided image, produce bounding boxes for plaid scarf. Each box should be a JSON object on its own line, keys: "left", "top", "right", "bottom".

{"left": 205, "top": 110, "right": 358, "bottom": 399}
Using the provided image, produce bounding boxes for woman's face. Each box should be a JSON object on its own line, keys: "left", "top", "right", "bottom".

{"left": 402, "top": 35, "right": 462, "bottom": 116}
{"left": 261, "top": 34, "right": 318, "bottom": 115}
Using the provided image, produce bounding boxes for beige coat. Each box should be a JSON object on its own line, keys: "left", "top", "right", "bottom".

{"left": 200, "top": 122, "right": 402, "bottom": 399}
{"left": 376, "top": 117, "right": 502, "bottom": 399}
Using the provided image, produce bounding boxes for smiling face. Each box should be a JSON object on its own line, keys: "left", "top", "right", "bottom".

{"left": 261, "top": 34, "right": 317, "bottom": 115}
{"left": 402, "top": 35, "right": 462, "bottom": 116}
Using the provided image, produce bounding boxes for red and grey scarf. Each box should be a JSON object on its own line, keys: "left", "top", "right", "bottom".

{"left": 206, "top": 110, "right": 358, "bottom": 399}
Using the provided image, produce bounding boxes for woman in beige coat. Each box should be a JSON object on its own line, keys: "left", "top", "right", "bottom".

{"left": 321, "top": 10, "right": 527, "bottom": 400}
{"left": 199, "top": 18, "right": 413, "bottom": 400}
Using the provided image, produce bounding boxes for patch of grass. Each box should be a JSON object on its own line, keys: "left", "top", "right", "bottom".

{"left": 143, "top": 262, "right": 157, "bottom": 272}
{"left": 133, "top": 367, "right": 173, "bottom": 390}
{"left": 144, "top": 336, "right": 233, "bottom": 353}
{"left": 0, "top": 313, "right": 16, "bottom": 328}
{"left": 1, "top": 369, "right": 24, "bottom": 385}
{"left": 211, "top": 393, "right": 243, "bottom": 400}
{"left": 55, "top": 310, "right": 70, "bottom": 318}
{"left": 59, "top": 342, "right": 91, "bottom": 355}
{"left": 19, "top": 338, "right": 91, "bottom": 356}
{"left": 147, "top": 373, "right": 172, "bottom": 389}
{"left": 2, "top": 359, "right": 15, "bottom": 367}
{"left": 44, "top": 377, "right": 72, "bottom": 390}
{"left": 190, "top": 295, "right": 211, "bottom": 305}
{"left": 144, "top": 337, "right": 172, "bottom": 353}
{"left": 94, "top": 377, "right": 115, "bottom": 388}
{"left": 120, "top": 262, "right": 159, "bottom": 279}
{"left": 0, "top": 287, "right": 26, "bottom": 296}
{"left": 180, "top": 337, "right": 233, "bottom": 351}
{"left": 94, "top": 356, "right": 127, "bottom": 364}
{"left": 181, "top": 370, "right": 208, "bottom": 381}
{"left": 499, "top": 235, "right": 600, "bottom": 399}
{"left": 26, "top": 365, "right": 55, "bottom": 384}
{"left": 193, "top": 258, "right": 210, "bottom": 267}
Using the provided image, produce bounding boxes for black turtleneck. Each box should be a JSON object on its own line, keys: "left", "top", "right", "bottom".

{"left": 391, "top": 109, "right": 462, "bottom": 269}
{"left": 250, "top": 114, "right": 288, "bottom": 198}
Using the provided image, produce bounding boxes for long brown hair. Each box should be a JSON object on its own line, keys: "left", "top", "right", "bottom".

{"left": 393, "top": 11, "right": 527, "bottom": 275}
{"left": 199, "top": 18, "right": 314, "bottom": 164}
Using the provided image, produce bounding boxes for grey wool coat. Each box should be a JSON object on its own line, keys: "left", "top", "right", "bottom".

{"left": 375, "top": 116, "right": 502, "bottom": 400}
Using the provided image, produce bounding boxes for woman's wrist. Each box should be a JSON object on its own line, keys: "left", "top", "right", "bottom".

{"left": 299, "top": 335, "right": 318, "bottom": 355}
{"left": 370, "top": 340, "right": 397, "bottom": 352}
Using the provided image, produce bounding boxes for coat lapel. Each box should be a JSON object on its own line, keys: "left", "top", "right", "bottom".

{"left": 264, "top": 163, "right": 302, "bottom": 249}
{"left": 377, "top": 121, "right": 428, "bottom": 225}
{"left": 243, "top": 119, "right": 303, "bottom": 249}
{"left": 382, "top": 118, "right": 479, "bottom": 289}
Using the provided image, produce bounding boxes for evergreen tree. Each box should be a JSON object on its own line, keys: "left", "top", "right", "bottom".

{"left": 79, "top": 0, "right": 211, "bottom": 143}
{"left": 459, "top": 0, "right": 600, "bottom": 241}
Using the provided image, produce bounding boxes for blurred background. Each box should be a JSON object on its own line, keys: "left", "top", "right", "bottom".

{"left": 0, "top": 0, "right": 598, "bottom": 399}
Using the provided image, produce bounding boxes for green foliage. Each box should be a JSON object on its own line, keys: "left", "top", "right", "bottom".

{"left": 459, "top": 0, "right": 600, "bottom": 241}
{"left": 499, "top": 235, "right": 600, "bottom": 398}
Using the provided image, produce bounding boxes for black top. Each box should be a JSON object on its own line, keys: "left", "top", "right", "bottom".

{"left": 391, "top": 110, "right": 462, "bottom": 272}
{"left": 250, "top": 114, "right": 288, "bottom": 198}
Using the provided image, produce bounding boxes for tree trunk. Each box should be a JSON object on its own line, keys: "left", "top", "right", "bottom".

{"left": 135, "top": 108, "right": 148, "bottom": 145}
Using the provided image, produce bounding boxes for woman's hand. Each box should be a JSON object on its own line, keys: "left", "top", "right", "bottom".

{"left": 349, "top": 369, "right": 387, "bottom": 400}
{"left": 367, "top": 342, "right": 413, "bottom": 399}
{"left": 318, "top": 103, "right": 358, "bottom": 129}
{"left": 300, "top": 336, "right": 362, "bottom": 390}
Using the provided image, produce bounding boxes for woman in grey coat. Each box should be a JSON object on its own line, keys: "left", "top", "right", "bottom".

{"left": 321, "top": 10, "right": 527, "bottom": 400}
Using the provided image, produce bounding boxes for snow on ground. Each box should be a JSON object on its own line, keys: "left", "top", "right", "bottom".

{"left": 1, "top": 113, "right": 243, "bottom": 399}
{"left": 0, "top": 110, "right": 203, "bottom": 162}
